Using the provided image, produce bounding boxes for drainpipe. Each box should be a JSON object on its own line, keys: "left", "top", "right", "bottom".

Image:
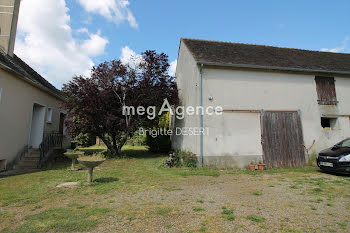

{"left": 199, "top": 64, "right": 204, "bottom": 168}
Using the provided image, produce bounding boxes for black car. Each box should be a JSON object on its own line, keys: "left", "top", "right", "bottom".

{"left": 317, "top": 138, "right": 350, "bottom": 174}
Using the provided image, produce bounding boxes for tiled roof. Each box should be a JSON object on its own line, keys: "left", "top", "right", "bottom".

{"left": 0, "top": 51, "right": 64, "bottom": 98}
{"left": 182, "top": 38, "right": 350, "bottom": 74}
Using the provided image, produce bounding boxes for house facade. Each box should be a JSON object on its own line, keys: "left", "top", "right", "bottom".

{"left": 0, "top": 0, "right": 69, "bottom": 171}
{"left": 172, "top": 38, "right": 350, "bottom": 169}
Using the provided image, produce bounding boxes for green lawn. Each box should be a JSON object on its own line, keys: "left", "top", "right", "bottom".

{"left": 0, "top": 146, "right": 349, "bottom": 233}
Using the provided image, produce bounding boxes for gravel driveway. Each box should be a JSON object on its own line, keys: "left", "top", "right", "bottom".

{"left": 95, "top": 171, "right": 350, "bottom": 233}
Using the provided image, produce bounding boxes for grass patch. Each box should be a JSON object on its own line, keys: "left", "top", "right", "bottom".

{"left": 31, "top": 205, "right": 43, "bottom": 211}
{"left": 252, "top": 190, "right": 263, "bottom": 196}
{"left": 221, "top": 206, "right": 233, "bottom": 215}
{"left": 336, "top": 222, "right": 347, "bottom": 229}
{"left": 221, "top": 206, "right": 235, "bottom": 221}
{"left": 199, "top": 221, "right": 207, "bottom": 232}
{"left": 232, "top": 166, "right": 319, "bottom": 175}
{"left": 192, "top": 206, "right": 205, "bottom": 212}
{"left": 227, "top": 214, "right": 235, "bottom": 221}
{"left": 310, "top": 188, "right": 323, "bottom": 194}
{"left": 1, "top": 145, "right": 349, "bottom": 232}
{"left": 155, "top": 207, "right": 172, "bottom": 216}
{"left": 13, "top": 207, "right": 110, "bottom": 233}
{"left": 247, "top": 214, "right": 266, "bottom": 223}
{"left": 309, "top": 198, "right": 323, "bottom": 203}
{"left": 0, "top": 146, "right": 219, "bottom": 208}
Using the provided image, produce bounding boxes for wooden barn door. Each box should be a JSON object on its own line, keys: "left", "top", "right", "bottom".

{"left": 261, "top": 111, "right": 305, "bottom": 168}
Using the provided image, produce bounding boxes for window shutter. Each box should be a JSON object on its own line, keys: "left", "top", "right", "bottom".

{"left": 315, "top": 76, "right": 337, "bottom": 105}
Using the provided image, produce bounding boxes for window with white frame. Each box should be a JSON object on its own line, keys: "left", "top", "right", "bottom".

{"left": 47, "top": 107, "right": 53, "bottom": 123}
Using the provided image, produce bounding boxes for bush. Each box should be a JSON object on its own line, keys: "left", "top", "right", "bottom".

{"left": 146, "top": 134, "right": 171, "bottom": 153}
{"left": 164, "top": 150, "right": 198, "bottom": 168}
{"left": 72, "top": 133, "right": 95, "bottom": 148}
{"left": 307, "top": 151, "right": 318, "bottom": 166}
{"left": 146, "top": 112, "right": 171, "bottom": 153}
{"left": 182, "top": 152, "right": 197, "bottom": 168}
{"left": 127, "top": 131, "right": 146, "bottom": 146}
{"left": 164, "top": 152, "right": 181, "bottom": 167}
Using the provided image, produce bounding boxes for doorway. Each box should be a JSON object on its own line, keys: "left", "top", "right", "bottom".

{"left": 29, "top": 103, "right": 46, "bottom": 148}
{"left": 261, "top": 111, "right": 305, "bottom": 168}
{"left": 59, "top": 112, "right": 66, "bottom": 135}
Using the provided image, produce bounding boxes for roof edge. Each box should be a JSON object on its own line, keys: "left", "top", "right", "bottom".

{"left": 197, "top": 61, "right": 350, "bottom": 76}
{"left": 181, "top": 37, "right": 350, "bottom": 56}
{"left": 0, "top": 62, "right": 66, "bottom": 101}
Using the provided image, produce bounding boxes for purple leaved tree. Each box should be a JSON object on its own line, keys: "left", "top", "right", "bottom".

{"left": 62, "top": 51, "right": 178, "bottom": 157}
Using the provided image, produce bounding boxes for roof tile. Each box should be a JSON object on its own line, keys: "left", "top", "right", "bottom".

{"left": 182, "top": 38, "right": 350, "bottom": 74}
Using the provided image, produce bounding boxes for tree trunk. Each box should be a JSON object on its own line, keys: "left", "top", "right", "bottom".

{"left": 99, "top": 135, "right": 120, "bottom": 157}
{"left": 111, "top": 134, "right": 119, "bottom": 156}
{"left": 98, "top": 134, "right": 130, "bottom": 157}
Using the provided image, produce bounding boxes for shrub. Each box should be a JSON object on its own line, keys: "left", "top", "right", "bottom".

{"left": 146, "top": 134, "right": 171, "bottom": 153}
{"left": 72, "top": 133, "right": 95, "bottom": 148}
{"left": 164, "top": 152, "right": 181, "bottom": 168}
{"left": 127, "top": 131, "right": 146, "bottom": 146}
{"left": 307, "top": 151, "right": 318, "bottom": 166}
{"left": 182, "top": 152, "right": 197, "bottom": 168}
{"left": 164, "top": 150, "right": 198, "bottom": 168}
{"left": 146, "top": 113, "right": 172, "bottom": 153}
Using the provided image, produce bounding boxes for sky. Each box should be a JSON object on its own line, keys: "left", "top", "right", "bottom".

{"left": 14, "top": 0, "right": 350, "bottom": 88}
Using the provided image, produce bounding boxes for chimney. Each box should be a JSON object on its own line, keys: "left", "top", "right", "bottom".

{"left": 0, "top": 0, "right": 20, "bottom": 57}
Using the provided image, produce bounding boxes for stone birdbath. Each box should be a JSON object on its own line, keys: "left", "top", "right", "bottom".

{"left": 64, "top": 151, "right": 84, "bottom": 170}
{"left": 77, "top": 155, "right": 106, "bottom": 183}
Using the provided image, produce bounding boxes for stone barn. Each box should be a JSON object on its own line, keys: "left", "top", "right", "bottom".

{"left": 172, "top": 38, "right": 350, "bottom": 168}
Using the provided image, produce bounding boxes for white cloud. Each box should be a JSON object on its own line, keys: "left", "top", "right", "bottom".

{"left": 77, "top": 27, "right": 89, "bottom": 34}
{"left": 81, "top": 30, "right": 109, "bottom": 56}
{"left": 169, "top": 60, "right": 177, "bottom": 76}
{"left": 120, "top": 46, "right": 143, "bottom": 67}
{"left": 77, "top": 0, "right": 138, "bottom": 28}
{"left": 321, "top": 37, "right": 350, "bottom": 53}
{"left": 15, "top": 0, "right": 109, "bottom": 87}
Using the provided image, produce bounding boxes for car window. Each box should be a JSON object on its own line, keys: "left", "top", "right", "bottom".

{"left": 339, "top": 139, "right": 350, "bottom": 147}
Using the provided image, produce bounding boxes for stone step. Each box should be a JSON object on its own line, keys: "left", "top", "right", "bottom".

{"left": 16, "top": 165, "right": 38, "bottom": 170}
{"left": 18, "top": 158, "right": 38, "bottom": 163}
{"left": 17, "top": 160, "right": 38, "bottom": 166}
{"left": 16, "top": 161, "right": 38, "bottom": 166}
{"left": 25, "top": 154, "right": 40, "bottom": 159}
{"left": 21, "top": 157, "right": 40, "bottom": 162}
{"left": 26, "top": 150, "right": 40, "bottom": 156}
{"left": 29, "top": 148, "right": 40, "bottom": 152}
